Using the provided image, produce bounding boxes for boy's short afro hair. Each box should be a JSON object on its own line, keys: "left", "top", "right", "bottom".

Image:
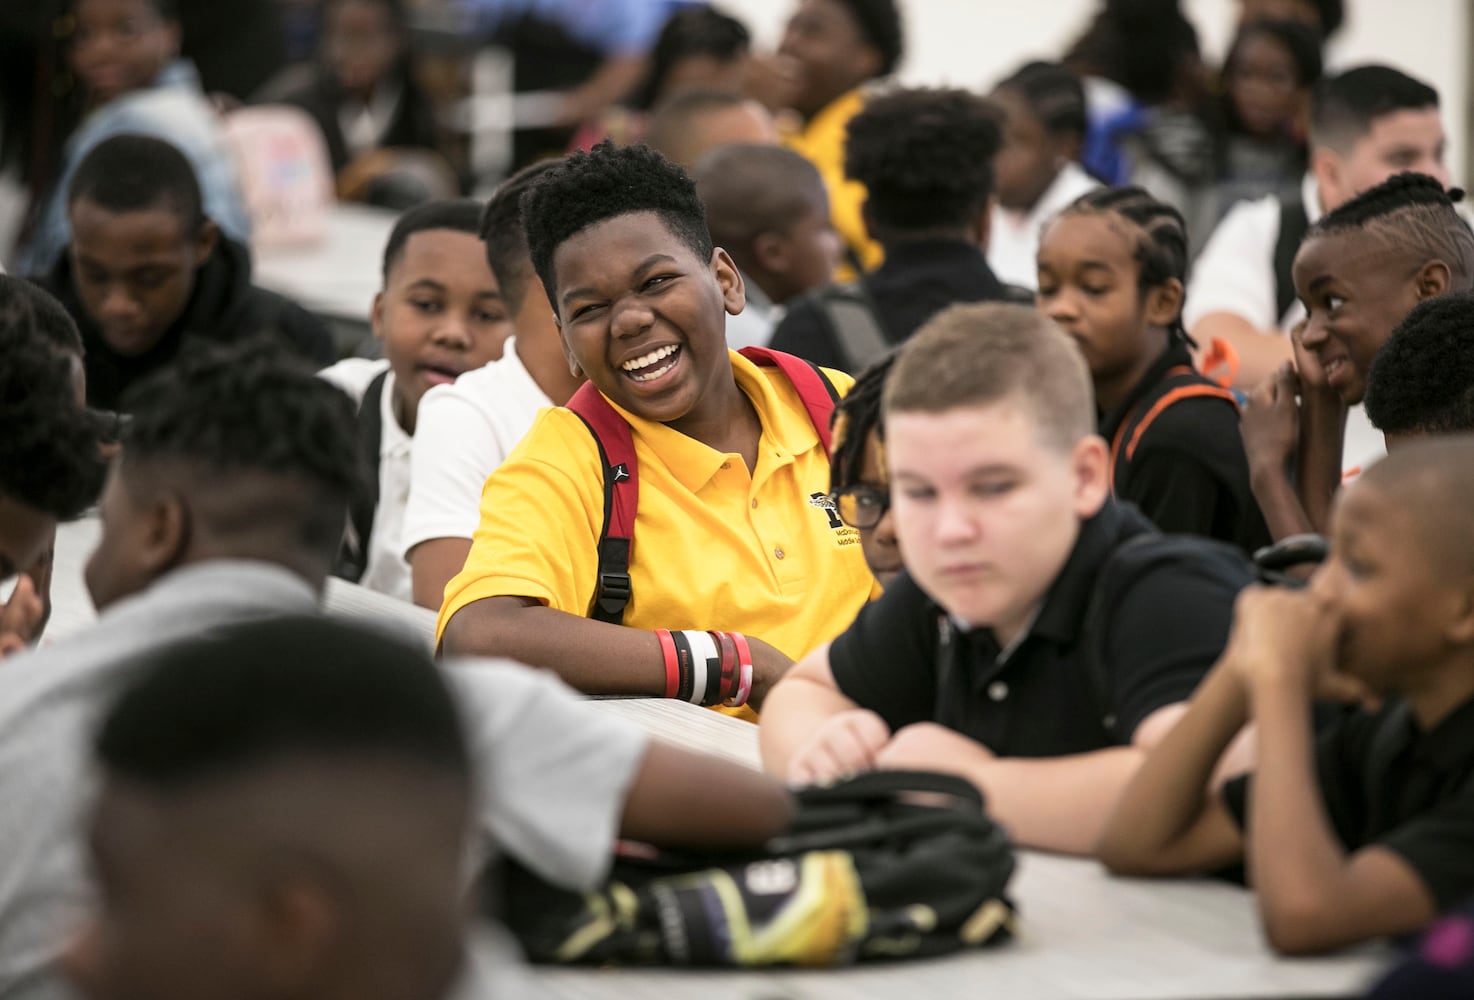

{"left": 844, "top": 87, "right": 1001, "bottom": 231}
{"left": 520, "top": 140, "right": 714, "bottom": 310}
{"left": 1365, "top": 291, "right": 1474, "bottom": 437}
{"left": 834, "top": 0, "right": 904, "bottom": 76}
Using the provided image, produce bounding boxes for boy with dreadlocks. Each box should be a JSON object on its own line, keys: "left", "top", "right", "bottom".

{"left": 1242, "top": 172, "right": 1474, "bottom": 540}
{"left": 1038, "top": 186, "right": 1270, "bottom": 553}
{"left": 436, "top": 141, "right": 877, "bottom": 717}
{"left": 826, "top": 352, "right": 901, "bottom": 586}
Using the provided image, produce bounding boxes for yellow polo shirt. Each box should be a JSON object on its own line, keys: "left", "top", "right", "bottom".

{"left": 436, "top": 351, "right": 880, "bottom": 719}
{"left": 782, "top": 88, "right": 884, "bottom": 281}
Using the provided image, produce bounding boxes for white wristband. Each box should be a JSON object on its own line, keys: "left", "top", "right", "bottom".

{"left": 681, "top": 630, "right": 718, "bottom": 705}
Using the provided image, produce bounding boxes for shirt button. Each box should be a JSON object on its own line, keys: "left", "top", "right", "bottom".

{"left": 751, "top": 499, "right": 759, "bottom": 509}
{"left": 774, "top": 547, "right": 786, "bottom": 560}
{"left": 721, "top": 462, "right": 731, "bottom": 470}
{"left": 987, "top": 681, "right": 1008, "bottom": 702}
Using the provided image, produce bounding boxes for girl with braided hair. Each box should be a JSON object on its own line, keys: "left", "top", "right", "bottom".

{"left": 1037, "top": 185, "right": 1270, "bottom": 553}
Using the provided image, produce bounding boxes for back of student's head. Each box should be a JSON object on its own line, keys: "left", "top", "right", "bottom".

{"left": 644, "top": 88, "right": 774, "bottom": 168}
{"left": 632, "top": 5, "right": 751, "bottom": 111}
{"left": 884, "top": 302, "right": 1094, "bottom": 452}
{"left": 1310, "top": 65, "right": 1439, "bottom": 154}
{"left": 0, "top": 279, "right": 105, "bottom": 523}
{"left": 380, "top": 197, "right": 484, "bottom": 283}
{"left": 1354, "top": 435, "right": 1474, "bottom": 580}
{"left": 1309, "top": 172, "right": 1474, "bottom": 291}
{"left": 1064, "top": 0, "right": 1200, "bottom": 106}
{"left": 115, "top": 342, "right": 361, "bottom": 579}
{"left": 694, "top": 143, "right": 825, "bottom": 252}
{"left": 1365, "top": 291, "right": 1474, "bottom": 442}
{"left": 75, "top": 614, "right": 469, "bottom": 1000}
{"left": 844, "top": 87, "right": 1001, "bottom": 235}
{"left": 993, "top": 60, "right": 1089, "bottom": 145}
{"left": 521, "top": 140, "right": 713, "bottom": 307}
{"left": 480, "top": 159, "right": 562, "bottom": 312}
{"left": 67, "top": 133, "right": 203, "bottom": 230}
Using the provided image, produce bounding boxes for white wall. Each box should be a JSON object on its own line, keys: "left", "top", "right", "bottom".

{"left": 735, "top": 0, "right": 1469, "bottom": 183}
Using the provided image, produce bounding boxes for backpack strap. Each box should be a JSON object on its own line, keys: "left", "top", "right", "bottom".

{"left": 334, "top": 369, "right": 388, "bottom": 583}
{"left": 566, "top": 351, "right": 839, "bottom": 626}
{"left": 1107, "top": 365, "right": 1240, "bottom": 494}
{"left": 1273, "top": 197, "right": 1310, "bottom": 326}
{"left": 566, "top": 382, "right": 638, "bottom": 625}
{"left": 812, "top": 282, "right": 891, "bottom": 374}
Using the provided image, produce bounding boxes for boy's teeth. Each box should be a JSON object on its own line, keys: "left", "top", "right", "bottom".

{"left": 621, "top": 345, "right": 677, "bottom": 372}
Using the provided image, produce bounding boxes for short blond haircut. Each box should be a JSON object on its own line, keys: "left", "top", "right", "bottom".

{"left": 883, "top": 302, "right": 1094, "bottom": 452}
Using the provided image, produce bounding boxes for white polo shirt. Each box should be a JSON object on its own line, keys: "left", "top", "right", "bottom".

{"left": 987, "top": 161, "right": 1100, "bottom": 290}
{"left": 401, "top": 338, "right": 554, "bottom": 558}
{"left": 319, "top": 357, "right": 414, "bottom": 602}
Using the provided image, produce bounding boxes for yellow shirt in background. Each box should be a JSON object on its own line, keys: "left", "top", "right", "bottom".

{"left": 436, "top": 351, "right": 880, "bottom": 720}
{"left": 783, "top": 88, "right": 884, "bottom": 282}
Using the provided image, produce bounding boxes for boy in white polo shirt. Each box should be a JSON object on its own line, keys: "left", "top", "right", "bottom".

{"left": 404, "top": 162, "right": 586, "bottom": 609}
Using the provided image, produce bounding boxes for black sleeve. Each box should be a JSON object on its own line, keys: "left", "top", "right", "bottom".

{"left": 1102, "top": 551, "right": 1246, "bottom": 741}
{"left": 274, "top": 295, "right": 338, "bottom": 367}
{"left": 769, "top": 298, "right": 844, "bottom": 371}
{"left": 1118, "top": 448, "right": 1231, "bottom": 539}
{"left": 827, "top": 570, "right": 939, "bottom": 730}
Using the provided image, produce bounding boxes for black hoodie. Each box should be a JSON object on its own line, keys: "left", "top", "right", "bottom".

{"left": 39, "top": 236, "right": 337, "bottom": 411}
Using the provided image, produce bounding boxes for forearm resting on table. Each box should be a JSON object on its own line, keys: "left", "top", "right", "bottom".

{"left": 1097, "top": 665, "right": 1249, "bottom": 875}
{"left": 440, "top": 596, "right": 665, "bottom": 695}
{"left": 757, "top": 645, "right": 862, "bottom": 775}
{"left": 1191, "top": 313, "right": 1293, "bottom": 390}
{"left": 622, "top": 740, "right": 796, "bottom": 849}
{"left": 408, "top": 536, "right": 472, "bottom": 611}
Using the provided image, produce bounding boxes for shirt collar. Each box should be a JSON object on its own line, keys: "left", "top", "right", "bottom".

{"left": 604, "top": 350, "right": 821, "bottom": 494}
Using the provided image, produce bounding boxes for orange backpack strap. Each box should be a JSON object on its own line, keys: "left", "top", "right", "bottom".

{"left": 1108, "top": 367, "right": 1239, "bottom": 494}
{"left": 567, "top": 350, "right": 839, "bottom": 625}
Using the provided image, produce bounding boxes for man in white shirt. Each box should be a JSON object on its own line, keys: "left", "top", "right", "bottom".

{"left": 321, "top": 199, "right": 512, "bottom": 603}
{"left": 1186, "top": 65, "right": 1449, "bottom": 390}
{"left": 404, "top": 162, "right": 586, "bottom": 609}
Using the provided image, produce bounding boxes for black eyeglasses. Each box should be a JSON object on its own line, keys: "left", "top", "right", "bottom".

{"left": 831, "top": 485, "right": 890, "bottom": 530}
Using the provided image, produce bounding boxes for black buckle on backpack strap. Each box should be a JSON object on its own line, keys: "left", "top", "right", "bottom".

{"left": 594, "top": 571, "right": 632, "bottom": 618}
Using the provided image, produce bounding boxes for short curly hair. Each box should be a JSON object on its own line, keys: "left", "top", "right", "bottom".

{"left": 1365, "top": 291, "right": 1474, "bottom": 438}
{"left": 0, "top": 278, "right": 104, "bottom": 520}
{"left": 120, "top": 341, "right": 364, "bottom": 559}
{"left": 521, "top": 140, "right": 714, "bottom": 310}
{"left": 844, "top": 87, "right": 1001, "bottom": 232}
{"left": 834, "top": 0, "right": 904, "bottom": 76}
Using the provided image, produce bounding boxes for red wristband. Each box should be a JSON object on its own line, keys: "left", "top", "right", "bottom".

{"left": 727, "top": 632, "right": 753, "bottom": 708}
{"left": 655, "top": 629, "right": 679, "bottom": 699}
{"left": 710, "top": 631, "right": 738, "bottom": 702}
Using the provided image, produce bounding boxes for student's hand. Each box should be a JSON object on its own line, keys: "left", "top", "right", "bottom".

{"left": 1224, "top": 586, "right": 1377, "bottom": 708}
{"left": 1241, "top": 362, "right": 1300, "bottom": 476}
{"left": 874, "top": 722, "right": 994, "bottom": 777}
{"left": 745, "top": 636, "right": 796, "bottom": 712}
{"left": 1288, "top": 319, "right": 1328, "bottom": 393}
{"left": 0, "top": 575, "right": 44, "bottom": 659}
{"left": 786, "top": 708, "right": 891, "bottom": 786}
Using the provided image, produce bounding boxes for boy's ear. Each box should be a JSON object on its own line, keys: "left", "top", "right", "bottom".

{"left": 967, "top": 196, "right": 994, "bottom": 253}
{"left": 1070, "top": 434, "right": 1111, "bottom": 519}
{"left": 752, "top": 230, "right": 788, "bottom": 274}
{"left": 1145, "top": 278, "right": 1186, "bottom": 329}
{"left": 370, "top": 291, "right": 386, "bottom": 342}
{"left": 192, "top": 219, "right": 219, "bottom": 270}
{"left": 1310, "top": 147, "right": 1348, "bottom": 210}
{"left": 711, "top": 247, "right": 747, "bottom": 317}
{"left": 251, "top": 873, "right": 341, "bottom": 996}
{"left": 555, "top": 314, "right": 583, "bottom": 378}
{"left": 1416, "top": 259, "right": 1452, "bottom": 301}
{"left": 139, "top": 488, "right": 191, "bottom": 578}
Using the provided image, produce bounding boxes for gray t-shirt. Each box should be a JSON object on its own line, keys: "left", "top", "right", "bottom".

{"left": 0, "top": 560, "right": 648, "bottom": 1000}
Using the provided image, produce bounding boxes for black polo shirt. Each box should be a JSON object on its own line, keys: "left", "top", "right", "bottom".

{"left": 828, "top": 500, "right": 1251, "bottom": 757}
{"left": 1100, "top": 343, "right": 1271, "bottom": 555}
{"left": 1223, "top": 695, "right": 1474, "bottom": 910}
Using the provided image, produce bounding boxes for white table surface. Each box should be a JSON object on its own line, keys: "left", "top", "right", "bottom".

{"left": 251, "top": 203, "right": 397, "bottom": 323}
{"left": 43, "top": 520, "right": 1393, "bottom": 999}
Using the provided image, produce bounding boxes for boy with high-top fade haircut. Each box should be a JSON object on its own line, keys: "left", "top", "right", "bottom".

{"left": 1242, "top": 173, "right": 1474, "bottom": 541}
{"left": 1364, "top": 292, "right": 1474, "bottom": 447}
{"left": 437, "top": 140, "right": 876, "bottom": 716}
{"left": 1101, "top": 437, "right": 1474, "bottom": 955}
{"left": 761, "top": 302, "right": 1251, "bottom": 854}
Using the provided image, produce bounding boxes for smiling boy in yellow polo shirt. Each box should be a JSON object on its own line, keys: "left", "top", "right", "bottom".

{"left": 437, "top": 141, "right": 877, "bottom": 717}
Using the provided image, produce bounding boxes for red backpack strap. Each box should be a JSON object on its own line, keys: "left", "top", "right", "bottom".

{"left": 565, "top": 383, "right": 638, "bottom": 625}
{"left": 738, "top": 346, "right": 840, "bottom": 455}
{"left": 1107, "top": 367, "right": 1240, "bottom": 494}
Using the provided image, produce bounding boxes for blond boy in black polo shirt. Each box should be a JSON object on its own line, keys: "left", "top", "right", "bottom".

{"left": 1100, "top": 436, "right": 1474, "bottom": 954}
{"left": 761, "top": 303, "right": 1252, "bottom": 854}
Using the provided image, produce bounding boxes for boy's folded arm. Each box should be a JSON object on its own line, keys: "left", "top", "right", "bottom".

{"left": 758, "top": 643, "right": 865, "bottom": 776}
{"left": 441, "top": 596, "right": 668, "bottom": 696}
{"left": 1098, "top": 663, "right": 1250, "bottom": 874}
{"left": 1248, "top": 680, "right": 1437, "bottom": 955}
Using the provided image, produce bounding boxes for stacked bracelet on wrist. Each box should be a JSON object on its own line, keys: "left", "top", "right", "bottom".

{"left": 653, "top": 629, "right": 753, "bottom": 708}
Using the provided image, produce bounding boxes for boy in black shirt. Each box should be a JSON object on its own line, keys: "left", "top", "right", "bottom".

{"left": 761, "top": 302, "right": 1252, "bottom": 854}
{"left": 1101, "top": 436, "right": 1474, "bottom": 954}
{"left": 38, "top": 134, "right": 334, "bottom": 411}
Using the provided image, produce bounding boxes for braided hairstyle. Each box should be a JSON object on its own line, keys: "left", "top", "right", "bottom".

{"left": 1365, "top": 291, "right": 1474, "bottom": 438}
{"left": 829, "top": 351, "right": 896, "bottom": 494}
{"left": 1308, "top": 172, "right": 1474, "bottom": 290}
{"left": 1053, "top": 185, "right": 1192, "bottom": 343}
{"left": 993, "top": 61, "right": 1088, "bottom": 144}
